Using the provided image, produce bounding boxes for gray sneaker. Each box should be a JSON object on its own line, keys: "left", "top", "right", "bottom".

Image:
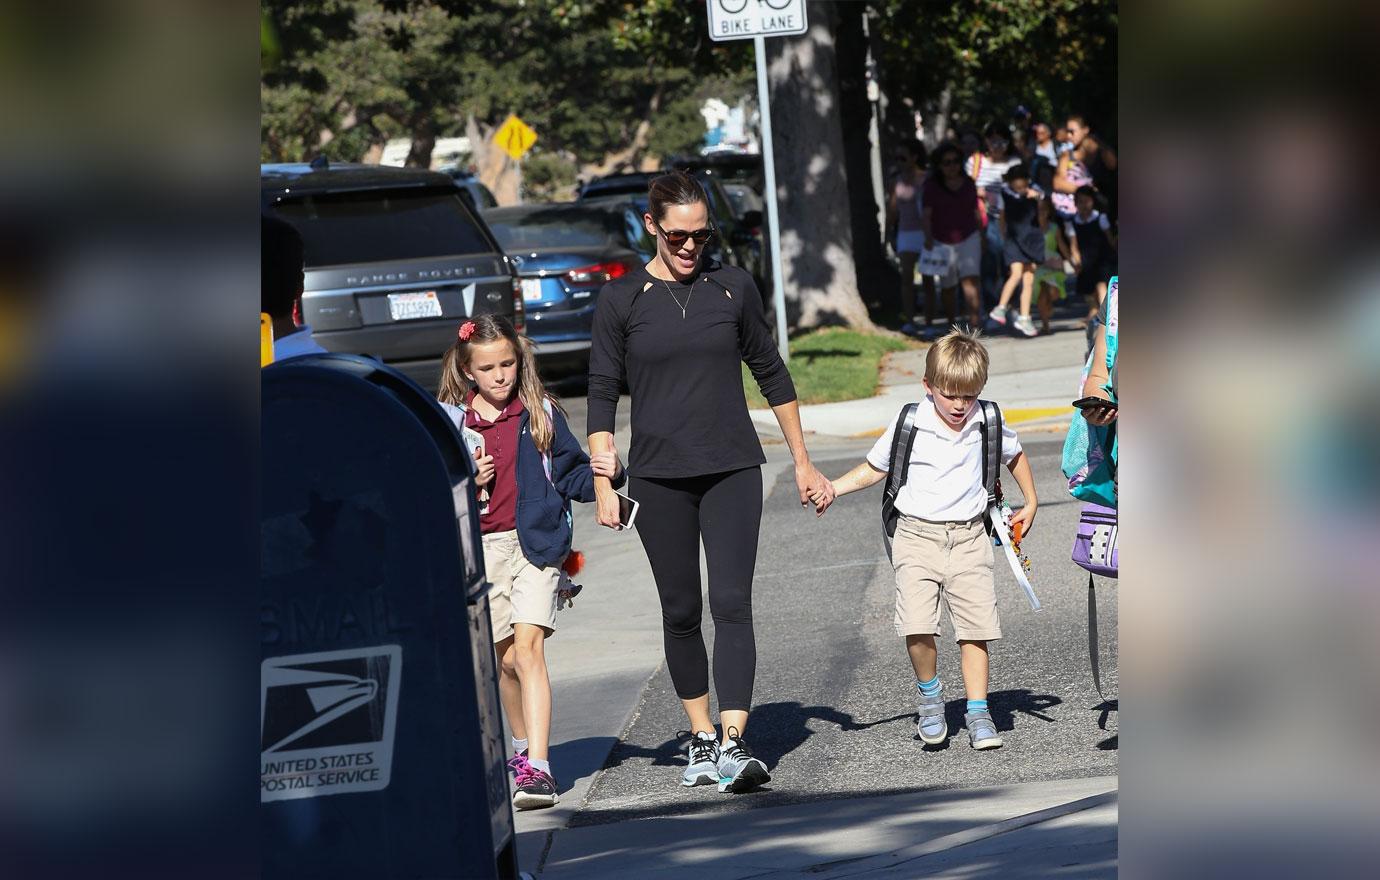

{"left": 681, "top": 731, "right": 720, "bottom": 787}
{"left": 717, "top": 727, "right": 771, "bottom": 793}
{"left": 1013, "top": 313, "right": 1038, "bottom": 338}
{"left": 917, "top": 691, "right": 948, "bottom": 745}
{"left": 965, "top": 710, "right": 1004, "bottom": 750}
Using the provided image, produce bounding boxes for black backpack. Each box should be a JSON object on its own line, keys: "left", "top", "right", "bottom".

{"left": 881, "top": 401, "right": 1004, "bottom": 559}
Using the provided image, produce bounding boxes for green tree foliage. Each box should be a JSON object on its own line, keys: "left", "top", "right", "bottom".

{"left": 261, "top": 0, "right": 754, "bottom": 167}
{"left": 874, "top": 0, "right": 1118, "bottom": 142}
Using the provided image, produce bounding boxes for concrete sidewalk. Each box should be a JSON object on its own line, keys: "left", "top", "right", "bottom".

{"left": 531, "top": 776, "right": 1117, "bottom": 878}
{"left": 750, "top": 318, "right": 1090, "bottom": 439}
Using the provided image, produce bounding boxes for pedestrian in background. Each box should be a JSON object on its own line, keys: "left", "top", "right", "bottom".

{"left": 1026, "top": 121, "right": 1059, "bottom": 195}
{"left": 438, "top": 315, "right": 623, "bottom": 811}
{"left": 887, "top": 139, "right": 941, "bottom": 338}
{"left": 1061, "top": 185, "right": 1118, "bottom": 324}
{"left": 988, "top": 163, "right": 1050, "bottom": 338}
{"left": 966, "top": 125, "right": 1021, "bottom": 315}
{"left": 261, "top": 214, "right": 326, "bottom": 361}
{"left": 923, "top": 142, "right": 985, "bottom": 330}
{"left": 586, "top": 170, "right": 834, "bottom": 795}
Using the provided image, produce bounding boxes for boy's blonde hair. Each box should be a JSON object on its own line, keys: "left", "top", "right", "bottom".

{"left": 924, "top": 327, "right": 989, "bottom": 396}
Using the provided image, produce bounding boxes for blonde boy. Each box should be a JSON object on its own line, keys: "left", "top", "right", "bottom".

{"left": 828, "top": 329, "right": 1037, "bottom": 749}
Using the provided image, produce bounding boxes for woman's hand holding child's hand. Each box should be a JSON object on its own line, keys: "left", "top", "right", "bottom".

{"left": 473, "top": 449, "right": 496, "bottom": 487}
{"left": 808, "top": 479, "right": 835, "bottom": 517}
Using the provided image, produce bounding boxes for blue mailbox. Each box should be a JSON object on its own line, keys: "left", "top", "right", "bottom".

{"left": 261, "top": 354, "right": 517, "bottom": 879}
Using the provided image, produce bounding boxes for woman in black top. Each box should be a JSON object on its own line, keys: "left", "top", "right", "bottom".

{"left": 587, "top": 171, "right": 834, "bottom": 793}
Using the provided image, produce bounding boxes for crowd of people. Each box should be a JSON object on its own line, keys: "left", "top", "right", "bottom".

{"left": 887, "top": 112, "right": 1118, "bottom": 342}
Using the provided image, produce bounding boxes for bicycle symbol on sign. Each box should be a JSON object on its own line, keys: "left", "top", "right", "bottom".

{"left": 718, "top": 0, "right": 793, "bottom": 14}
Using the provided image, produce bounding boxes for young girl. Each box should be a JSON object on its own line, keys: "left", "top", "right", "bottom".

{"left": 989, "top": 163, "right": 1050, "bottom": 338}
{"left": 437, "top": 315, "right": 622, "bottom": 810}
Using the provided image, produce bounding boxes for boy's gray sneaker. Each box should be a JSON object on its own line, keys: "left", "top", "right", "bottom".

{"left": 717, "top": 727, "right": 771, "bottom": 793}
{"left": 917, "top": 692, "right": 948, "bottom": 745}
{"left": 965, "top": 710, "right": 1004, "bottom": 750}
{"left": 681, "top": 731, "right": 720, "bottom": 787}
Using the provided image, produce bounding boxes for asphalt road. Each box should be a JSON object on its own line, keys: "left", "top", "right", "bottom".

{"left": 566, "top": 435, "right": 1118, "bottom": 827}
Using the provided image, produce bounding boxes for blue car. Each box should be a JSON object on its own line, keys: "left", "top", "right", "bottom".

{"left": 481, "top": 201, "right": 653, "bottom": 371}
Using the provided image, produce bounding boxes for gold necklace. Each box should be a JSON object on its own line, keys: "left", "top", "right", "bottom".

{"left": 661, "top": 277, "right": 694, "bottom": 319}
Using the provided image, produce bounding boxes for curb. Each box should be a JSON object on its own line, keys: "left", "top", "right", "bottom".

{"left": 750, "top": 788, "right": 1118, "bottom": 879}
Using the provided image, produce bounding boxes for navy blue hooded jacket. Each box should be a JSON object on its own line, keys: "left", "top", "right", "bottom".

{"left": 444, "top": 399, "right": 625, "bottom": 569}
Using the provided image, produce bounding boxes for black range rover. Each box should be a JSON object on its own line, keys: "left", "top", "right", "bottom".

{"left": 261, "top": 161, "right": 523, "bottom": 388}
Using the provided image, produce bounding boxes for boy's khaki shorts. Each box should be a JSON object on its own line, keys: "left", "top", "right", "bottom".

{"left": 482, "top": 530, "right": 560, "bottom": 641}
{"left": 891, "top": 515, "right": 1002, "bottom": 642}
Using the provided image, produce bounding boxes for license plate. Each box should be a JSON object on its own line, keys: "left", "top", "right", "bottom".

{"left": 521, "top": 278, "right": 544, "bottom": 302}
{"left": 387, "top": 291, "right": 442, "bottom": 321}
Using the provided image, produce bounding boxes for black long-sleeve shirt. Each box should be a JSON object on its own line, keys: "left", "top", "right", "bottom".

{"left": 587, "top": 263, "right": 796, "bottom": 479}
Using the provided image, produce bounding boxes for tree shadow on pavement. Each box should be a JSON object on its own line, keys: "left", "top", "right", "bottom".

{"left": 548, "top": 736, "right": 620, "bottom": 794}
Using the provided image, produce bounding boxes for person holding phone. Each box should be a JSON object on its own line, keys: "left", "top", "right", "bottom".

{"left": 586, "top": 171, "right": 834, "bottom": 794}
{"left": 1078, "top": 281, "right": 1118, "bottom": 428}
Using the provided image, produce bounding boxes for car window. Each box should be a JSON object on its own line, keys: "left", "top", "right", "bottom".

{"left": 581, "top": 180, "right": 648, "bottom": 199}
{"left": 274, "top": 187, "right": 492, "bottom": 266}
{"left": 623, "top": 208, "right": 655, "bottom": 255}
{"left": 470, "top": 182, "right": 498, "bottom": 209}
{"left": 484, "top": 209, "right": 623, "bottom": 250}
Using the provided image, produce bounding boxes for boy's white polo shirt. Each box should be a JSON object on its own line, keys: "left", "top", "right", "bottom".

{"left": 867, "top": 397, "right": 1023, "bottom": 522}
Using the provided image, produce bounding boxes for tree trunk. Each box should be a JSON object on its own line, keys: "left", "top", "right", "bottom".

{"left": 405, "top": 128, "right": 436, "bottom": 168}
{"left": 585, "top": 81, "right": 664, "bottom": 178}
{"left": 765, "top": 2, "right": 875, "bottom": 331}
{"left": 467, "top": 114, "right": 521, "bottom": 205}
{"left": 834, "top": 1, "right": 898, "bottom": 318}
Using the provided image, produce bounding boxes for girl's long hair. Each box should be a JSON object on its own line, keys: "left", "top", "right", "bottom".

{"left": 436, "top": 315, "right": 561, "bottom": 453}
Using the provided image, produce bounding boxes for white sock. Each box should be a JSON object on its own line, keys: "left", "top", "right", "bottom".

{"left": 512, "top": 737, "right": 528, "bottom": 754}
{"left": 529, "top": 758, "right": 551, "bottom": 775}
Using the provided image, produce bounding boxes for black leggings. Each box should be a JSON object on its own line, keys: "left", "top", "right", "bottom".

{"left": 630, "top": 467, "right": 762, "bottom": 712}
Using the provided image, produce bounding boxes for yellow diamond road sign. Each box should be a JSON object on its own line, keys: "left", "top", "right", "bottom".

{"left": 494, "top": 114, "right": 537, "bottom": 161}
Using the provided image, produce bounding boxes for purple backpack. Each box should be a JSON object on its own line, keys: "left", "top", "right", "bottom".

{"left": 1072, "top": 502, "right": 1118, "bottom": 578}
{"left": 1073, "top": 501, "right": 1118, "bottom": 699}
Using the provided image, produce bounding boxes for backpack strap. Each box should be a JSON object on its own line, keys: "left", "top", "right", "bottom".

{"left": 540, "top": 396, "right": 555, "bottom": 486}
{"left": 1088, "top": 572, "right": 1112, "bottom": 700}
{"left": 881, "top": 403, "right": 921, "bottom": 559}
{"left": 978, "top": 400, "right": 1003, "bottom": 506}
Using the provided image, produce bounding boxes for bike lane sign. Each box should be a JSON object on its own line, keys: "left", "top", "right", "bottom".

{"left": 707, "top": 0, "right": 807, "bottom": 42}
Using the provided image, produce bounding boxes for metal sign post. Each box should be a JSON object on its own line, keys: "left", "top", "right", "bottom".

{"left": 708, "top": 0, "right": 807, "bottom": 362}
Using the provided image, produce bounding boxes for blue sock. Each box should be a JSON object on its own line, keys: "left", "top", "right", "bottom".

{"left": 967, "top": 699, "right": 989, "bottom": 715}
{"left": 917, "top": 675, "right": 942, "bottom": 697}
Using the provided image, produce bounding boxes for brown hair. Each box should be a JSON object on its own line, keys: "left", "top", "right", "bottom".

{"left": 647, "top": 170, "right": 708, "bottom": 222}
{"left": 436, "top": 315, "right": 562, "bottom": 453}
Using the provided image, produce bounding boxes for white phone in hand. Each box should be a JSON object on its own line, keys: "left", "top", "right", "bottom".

{"left": 614, "top": 491, "right": 640, "bottom": 529}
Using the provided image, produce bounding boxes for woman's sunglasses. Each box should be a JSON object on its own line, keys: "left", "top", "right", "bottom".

{"left": 654, "top": 220, "right": 716, "bottom": 248}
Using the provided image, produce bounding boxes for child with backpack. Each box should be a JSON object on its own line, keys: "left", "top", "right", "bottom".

{"left": 437, "top": 315, "right": 623, "bottom": 810}
{"left": 824, "top": 329, "right": 1038, "bottom": 749}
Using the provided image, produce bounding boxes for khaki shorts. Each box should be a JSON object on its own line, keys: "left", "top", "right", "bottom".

{"left": 891, "top": 515, "right": 1002, "bottom": 641}
{"left": 483, "top": 530, "right": 561, "bottom": 642}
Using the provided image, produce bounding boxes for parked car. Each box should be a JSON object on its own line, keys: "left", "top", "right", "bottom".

{"left": 669, "top": 152, "right": 764, "bottom": 195}
{"left": 261, "top": 160, "right": 523, "bottom": 390}
{"left": 481, "top": 201, "right": 652, "bottom": 371}
{"left": 444, "top": 169, "right": 499, "bottom": 211}
{"left": 577, "top": 170, "right": 766, "bottom": 296}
